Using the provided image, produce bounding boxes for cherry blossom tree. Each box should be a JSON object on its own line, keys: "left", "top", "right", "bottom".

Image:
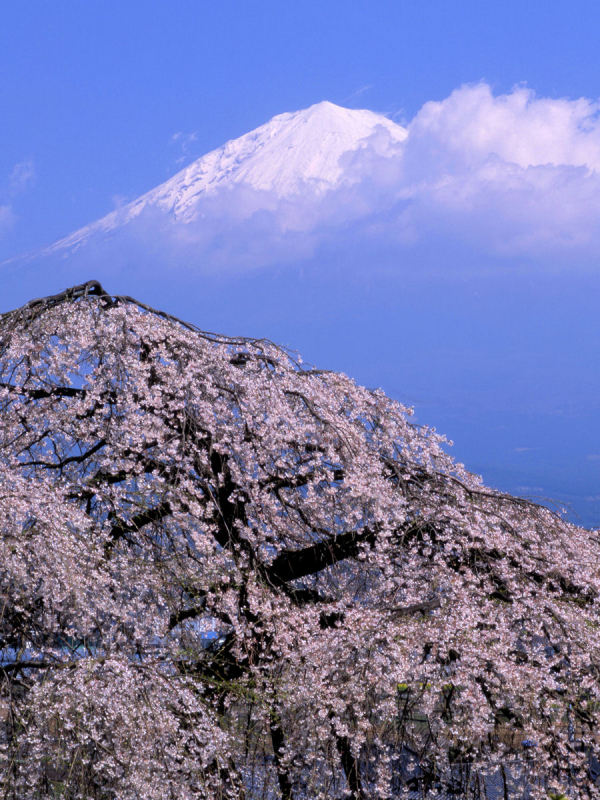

{"left": 0, "top": 280, "right": 598, "bottom": 800}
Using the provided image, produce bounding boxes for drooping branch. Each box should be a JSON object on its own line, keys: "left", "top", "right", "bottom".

{"left": 0, "top": 382, "right": 85, "bottom": 400}
{"left": 265, "top": 518, "right": 439, "bottom": 587}
{"left": 20, "top": 438, "right": 107, "bottom": 469}
{"left": 107, "top": 500, "right": 173, "bottom": 547}
{"left": 266, "top": 526, "right": 378, "bottom": 585}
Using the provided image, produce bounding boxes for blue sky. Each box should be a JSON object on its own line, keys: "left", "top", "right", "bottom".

{"left": 2, "top": 1, "right": 600, "bottom": 526}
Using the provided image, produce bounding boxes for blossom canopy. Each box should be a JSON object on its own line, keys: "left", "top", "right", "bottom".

{"left": 0, "top": 281, "right": 599, "bottom": 799}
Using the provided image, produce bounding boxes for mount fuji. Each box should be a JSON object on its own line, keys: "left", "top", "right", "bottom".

{"left": 41, "top": 102, "right": 407, "bottom": 258}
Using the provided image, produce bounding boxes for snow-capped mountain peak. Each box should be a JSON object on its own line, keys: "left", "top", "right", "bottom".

{"left": 45, "top": 102, "right": 407, "bottom": 254}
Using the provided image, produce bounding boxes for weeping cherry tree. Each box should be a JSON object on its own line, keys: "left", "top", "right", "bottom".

{"left": 0, "top": 281, "right": 599, "bottom": 799}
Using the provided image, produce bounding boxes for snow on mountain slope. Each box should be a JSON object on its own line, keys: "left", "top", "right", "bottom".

{"left": 45, "top": 102, "right": 407, "bottom": 254}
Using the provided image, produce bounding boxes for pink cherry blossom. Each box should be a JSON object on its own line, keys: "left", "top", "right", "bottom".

{"left": 0, "top": 281, "right": 598, "bottom": 799}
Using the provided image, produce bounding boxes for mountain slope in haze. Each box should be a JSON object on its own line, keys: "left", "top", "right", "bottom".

{"left": 44, "top": 102, "right": 407, "bottom": 256}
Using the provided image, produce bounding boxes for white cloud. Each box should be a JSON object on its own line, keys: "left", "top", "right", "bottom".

{"left": 0, "top": 205, "right": 15, "bottom": 234}
{"left": 342, "top": 84, "right": 374, "bottom": 104}
{"left": 386, "top": 84, "right": 600, "bottom": 259}
{"left": 0, "top": 159, "right": 35, "bottom": 240}
{"left": 9, "top": 159, "right": 35, "bottom": 195}
{"left": 408, "top": 84, "right": 600, "bottom": 171}
{"left": 170, "top": 131, "right": 199, "bottom": 166}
